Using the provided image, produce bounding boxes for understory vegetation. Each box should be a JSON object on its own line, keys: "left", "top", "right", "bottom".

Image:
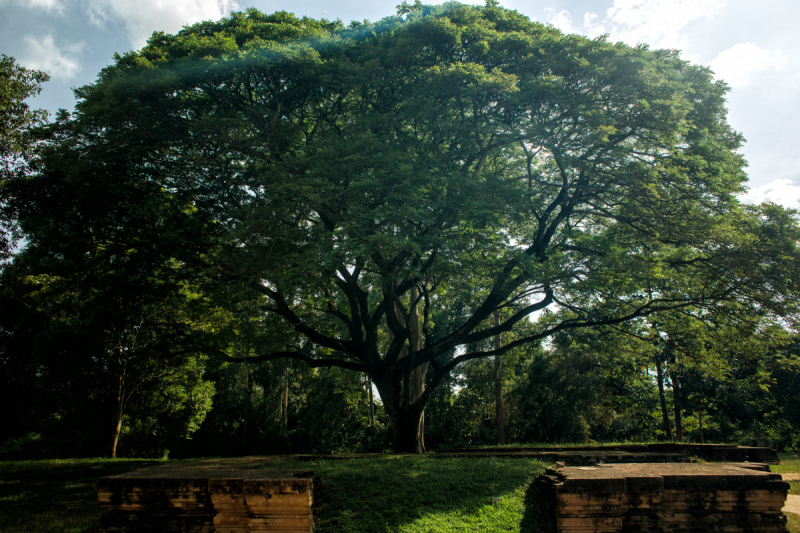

{"left": 3, "top": 326, "right": 799, "bottom": 459}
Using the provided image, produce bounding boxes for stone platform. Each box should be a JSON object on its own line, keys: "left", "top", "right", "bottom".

{"left": 535, "top": 462, "right": 789, "bottom": 532}
{"left": 96, "top": 465, "right": 322, "bottom": 533}
{"left": 440, "top": 443, "right": 780, "bottom": 464}
{"left": 433, "top": 449, "right": 691, "bottom": 466}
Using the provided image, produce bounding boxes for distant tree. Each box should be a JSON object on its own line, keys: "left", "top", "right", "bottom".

{"left": 120, "top": 353, "right": 214, "bottom": 458}
{"left": 2, "top": 252, "right": 221, "bottom": 457}
{"left": 0, "top": 55, "right": 48, "bottom": 262}
{"left": 4, "top": 128, "right": 222, "bottom": 456}
{"left": 560, "top": 296, "right": 799, "bottom": 446}
{"left": 16, "top": 4, "right": 800, "bottom": 452}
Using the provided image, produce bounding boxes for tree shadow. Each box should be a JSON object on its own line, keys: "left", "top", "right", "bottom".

{"left": 0, "top": 459, "right": 165, "bottom": 532}
{"left": 519, "top": 476, "right": 556, "bottom": 533}
{"left": 280, "top": 456, "right": 548, "bottom": 532}
{"left": 0, "top": 456, "right": 555, "bottom": 533}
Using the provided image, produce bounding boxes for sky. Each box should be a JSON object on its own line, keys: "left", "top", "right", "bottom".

{"left": 1, "top": 0, "right": 798, "bottom": 209}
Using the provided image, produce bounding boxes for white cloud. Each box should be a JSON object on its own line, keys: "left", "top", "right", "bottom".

{"left": 19, "top": 35, "right": 84, "bottom": 80}
{"left": 545, "top": 8, "right": 576, "bottom": 34}
{"left": 605, "top": 0, "right": 723, "bottom": 50}
{"left": 740, "top": 179, "right": 800, "bottom": 210}
{"left": 89, "top": 0, "right": 241, "bottom": 49}
{"left": 541, "top": 0, "right": 721, "bottom": 51}
{"left": 710, "top": 43, "right": 786, "bottom": 88}
{"left": 583, "top": 12, "right": 606, "bottom": 39}
{"left": 28, "top": 0, "right": 63, "bottom": 11}
{"left": 0, "top": 0, "right": 64, "bottom": 13}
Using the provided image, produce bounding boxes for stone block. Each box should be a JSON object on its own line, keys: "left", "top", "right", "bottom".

{"left": 536, "top": 462, "right": 790, "bottom": 533}
{"left": 96, "top": 465, "right": 322, "bottom": 533}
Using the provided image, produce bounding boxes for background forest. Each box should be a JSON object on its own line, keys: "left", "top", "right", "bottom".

{"left": 2, "top": 296, "right": 799, "bottom": 459}
{"left": 2, "top": 4, "right": 800, "bottom": 460}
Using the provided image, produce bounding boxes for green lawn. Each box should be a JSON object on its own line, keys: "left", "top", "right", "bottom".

{"left": 1, "top": 453, "right": 798, "bottom": 533}
{"left": 774, "top": 453, "right": 800, "bottom": 497}
{"left": 274, "top": 456, "right": 549, "bottom": 533}
{"left": 0, "top": 458, "right": 168, "bottom": 533}
{"left": 772, "top": 452, "right": 800, "bottom": 473}
{"left": 776, "top": 453, "right": 800, "bottom": 533}
{"left": 0, "top": 456, "right": 549, "bottom": 533}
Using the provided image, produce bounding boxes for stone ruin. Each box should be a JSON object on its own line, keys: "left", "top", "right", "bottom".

{"left": 95, "top": 446, "right": 788, "bottom": 533}
{"left": 437, "top": 443, "right": 780, "bottom": 465}
{"left": 96, "top": 464, "right": 322, "bottom": 533}
{"left": 535, "top": 462, "right": 789, "bottom": 532}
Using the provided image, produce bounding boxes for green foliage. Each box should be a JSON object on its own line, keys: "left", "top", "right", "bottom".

{"left": 179, "top": 360, "right": 389, "bottom": 457}
{"left": 121, "top": 355, "right": 215, "bottom": 458}
{"left": 4, "top": 2, "right": 800, "bottom": 452}
{"left": 0, "top": 55, "right": 49, "bottom": 157}
{"left": 289, "top": 367, "right": 389, "bottom": 453}
{"left": 508, "top": 350, "right": 596, "bottom": 444}
{"left": 0, "top": 201, "right": 221, "bottom": 458}
{"left": 444, "top": 358, "right": 503, "bottom": 445}
{"left": 0, "top": 55, "right": 49, "bottom": 261}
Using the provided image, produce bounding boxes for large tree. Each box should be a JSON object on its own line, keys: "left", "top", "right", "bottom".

{"left": 20, "top": 4, "right": 800, "bottom": 452}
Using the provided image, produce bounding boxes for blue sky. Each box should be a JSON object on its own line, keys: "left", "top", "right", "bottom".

{"left": 2, "top": 0, "right": 798, "bottom": 208}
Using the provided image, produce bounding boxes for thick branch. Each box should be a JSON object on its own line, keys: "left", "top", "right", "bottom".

{"left": 223, "top": 350, "right": 367, "bottom": 372}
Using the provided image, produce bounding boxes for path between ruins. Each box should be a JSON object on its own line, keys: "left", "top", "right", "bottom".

{"left": 784, "top": 495, "right": 800, "bottom": 514}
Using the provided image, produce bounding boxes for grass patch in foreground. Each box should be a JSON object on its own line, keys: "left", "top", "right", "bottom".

{"left": 0, "top": 456, "right": 551, "bottom": 533}
{"left": 274, "top": 456, "right": 549, "bottom": 533}
{"left": 8, "top": 454, "right": 796, "bottom": 533}
{"left": 0, "top": 458, "right": 168, "bottom": 533}
{"left": 789, "top": 513, "right": 800, "bottom": 533}
{"left": 775, "top": 453, "right": 800, "bottom": 474}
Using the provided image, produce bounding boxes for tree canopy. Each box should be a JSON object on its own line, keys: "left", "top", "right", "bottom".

{"left": 0, "top": 55, "right": 49, "bottom": 261}
{"left": 10, "top": 3, "right": 800, "bottom": 452}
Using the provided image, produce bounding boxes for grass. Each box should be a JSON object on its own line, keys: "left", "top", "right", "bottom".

{"left": 0, "top": 458, "right": 168, "bottom": 532}
{"left": 775, "top": 454, "right": 800, "bottom": 498}
{"left": 1, "top": 453, "right": 799, "bottom": 532}
{"left": 776, "top": 454, "right": 800, "bottom": 533}
{"left": 273, "top": 456, "right": 549, "bottom": 533}
{"left": 774, "top": 452, "right": 800, "bottom": 473}
{"left": 0, "top": 456, "right": 550, "bottom": 533}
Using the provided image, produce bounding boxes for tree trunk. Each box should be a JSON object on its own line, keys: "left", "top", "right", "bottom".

{"left": 698, "top": 409, "right": 704, "bottom": 443}
{"left": 392, "top": 408, "right": 425, "bottom": 453}
{"left": 384, "top": 285, "right": 428, "bottom": 452}
{"left": 368, "top": 376, "right": 375, "bottom": 428}
{"left": 670, "top": 372, "right": 684, "bottom": 442}
{"left": 410, "top": 286, "right": 427, "bottom": 451}
{"left": 655, "top": 358, "right": 673, "bottom": 441}
{"left": 374, "top": 377, "right": 425, "bottom": 453}
{"left": 108, "top": 401, "right": 124, "bottom": 459}
{"left": 282, "top": 363, "right": 289, "bottom": 432}
{"left": 242, "top": 363, "right": 250, "bottom": 452}
{"left": 494, "top": 311, "right": 505, "bottom": 445}
{"left": 108, "top": 366, "right": 126, "bottom": 459}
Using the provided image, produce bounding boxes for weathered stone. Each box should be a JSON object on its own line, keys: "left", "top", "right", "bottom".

{"left": 96, "top": 466, "right": 322, "bottom": 533}
{"left": 440, "top": 443, "right": 781, "bottom": 464}
{"left": 536, "top": 462, "right": 790, "bottom": 533}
